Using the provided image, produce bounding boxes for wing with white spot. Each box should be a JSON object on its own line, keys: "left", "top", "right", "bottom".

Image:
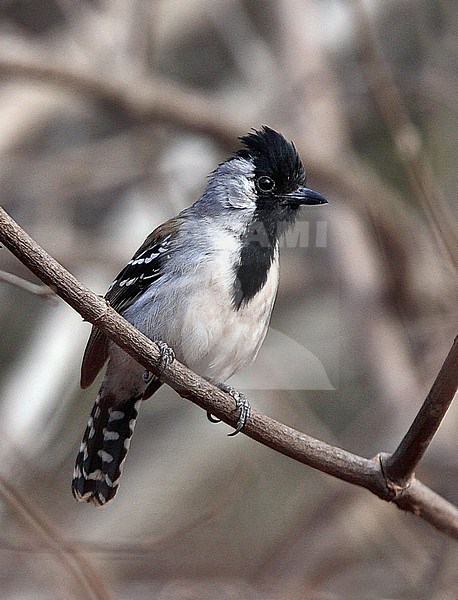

{"left": 105, "top": 232, "right": 172, "bottom": 314}
{"left": 80, "top": 218, "right": 181, "bottom": 388}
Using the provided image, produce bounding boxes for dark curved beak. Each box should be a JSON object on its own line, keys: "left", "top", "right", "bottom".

{"left": 283, "top": 187, "right": 329, "bottom": 206}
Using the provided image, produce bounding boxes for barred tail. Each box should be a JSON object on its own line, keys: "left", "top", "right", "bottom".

{"left": 72, "top": 393, "right": 142, "bottom": 506}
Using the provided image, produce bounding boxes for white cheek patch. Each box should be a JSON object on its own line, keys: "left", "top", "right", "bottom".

{"left": 217, "top": 157, "right": 257, "bottom": 210}
{"left": 226, "top": 178, "right": 257, "bottom": 209}
{"left": 242, "top": 177, "right": 258, "bottom": 204}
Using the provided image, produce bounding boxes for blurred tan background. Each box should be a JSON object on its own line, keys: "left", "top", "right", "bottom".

{"left": 0, "top": 1, "right": 457, "bottom": 598}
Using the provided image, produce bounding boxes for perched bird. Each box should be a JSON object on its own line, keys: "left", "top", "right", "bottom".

{"left": 72, "top": 126, "right": 328, "bottom": 506}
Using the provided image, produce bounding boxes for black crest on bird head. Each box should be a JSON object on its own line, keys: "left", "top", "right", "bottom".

{"left": 231, "top": 127, "right": 309, "bottom": 310}
{"left": 237, "top": 126, "right": 307, "bottom": 194}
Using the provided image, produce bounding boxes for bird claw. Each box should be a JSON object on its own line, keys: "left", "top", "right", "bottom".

{"left": 210, "top": 384, "right": 250, "bottom": 436}
{"left": 142, "top": 369, "right": 154, "bottom": 383}
{"left": 227, "top": 387, "right": 250, "bottom": 436}
{"left": 142, "top": 341, "right": 175, "bottom": 384}
{"left": 207, "top": 412, "right": 221, "bottom": 423}
{"left": 156, "top": 340, "right": 175, "bottom": 371}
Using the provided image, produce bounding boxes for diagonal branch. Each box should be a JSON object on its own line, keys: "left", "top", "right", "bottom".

{"left": 0, "top": 206, "right": 457, "bottom": 540}
{"left": 382, "top": 336, "right": 458, "bottom": 486}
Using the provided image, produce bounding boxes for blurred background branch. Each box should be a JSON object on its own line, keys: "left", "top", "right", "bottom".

{"left": 352, "top": 0, "right": 458, "bottom": 268}
{"left": 0, "top": 474, "right": 112, "bottom": 600}
{"left": 0, "top": 268, "right": 57, "bottom": 299}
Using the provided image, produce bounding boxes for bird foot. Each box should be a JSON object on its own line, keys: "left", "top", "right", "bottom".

{"left": 142, "top": 341, "right": 175, "bottom": 383}
{"left": 207, "top": 383, "right": 250, "bottom": 436}
{"left": 156, "top": 340, "right": 175, "bottom": 370}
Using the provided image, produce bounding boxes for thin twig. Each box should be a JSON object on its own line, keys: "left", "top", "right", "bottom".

{"left": 0, "top": 269, "right": 57, "bottom": 300}
{"left": 0, "top": 206, "right": 457, "bottom": 539}
{"left": 383, "top": 336, "right": 458, "bottom": 486}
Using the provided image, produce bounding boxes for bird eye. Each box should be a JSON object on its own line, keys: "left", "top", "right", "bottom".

{"left": 256, "top": 176, "right": 275, "bottom": 193}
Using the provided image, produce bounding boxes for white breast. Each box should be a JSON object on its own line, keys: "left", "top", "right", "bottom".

{"left": 178, "top": 248, "right": 279, "bottom": 383}
{"left": 125, "top": 230, "right": 279, "bottom": 385}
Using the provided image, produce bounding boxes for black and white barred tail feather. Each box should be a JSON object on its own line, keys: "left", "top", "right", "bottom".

{"left": 72, "top": 393, "right": 142, "bottom": 506}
